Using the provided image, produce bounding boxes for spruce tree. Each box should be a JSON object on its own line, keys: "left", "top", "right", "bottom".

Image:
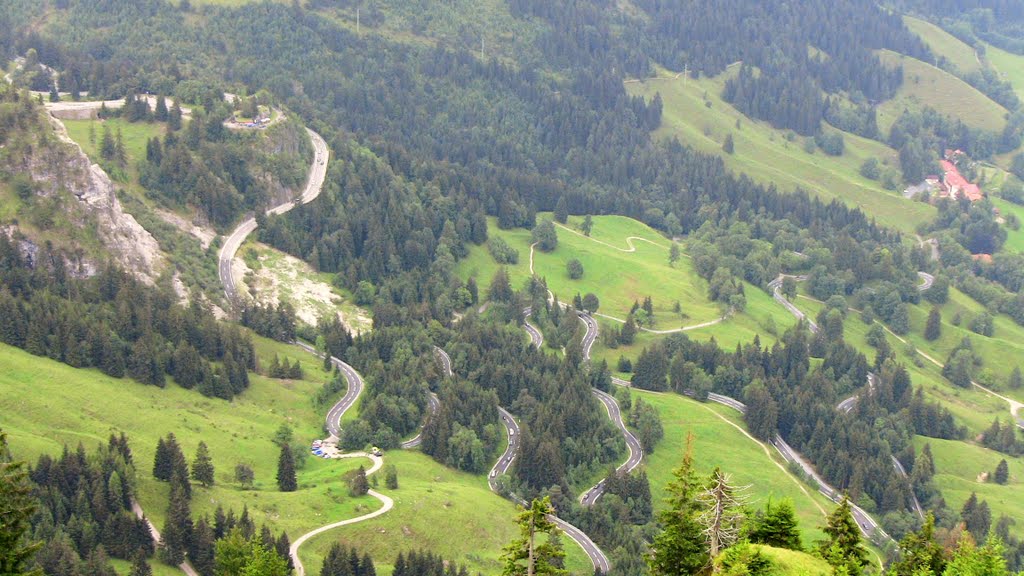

{"left": 153, "top": 436, "right": 172, "bottom": 481}
{"left": 155, "top": 95, "right": 168, "bottom": 121}
{"left": 349, "top": 465, "right": 369, "bottom": 496}
{"left": 648, "top": 435, "right": 707, "bottom": 576}
{"left": 168, "top": 101, "right": 183, "bottom": 131}
{"left": 500, "top": 497, "right": 567, "bottom": 576}
{"left": 748, "top": 498, "right": 802, "bottom": 550}
{"left": 925, "top": 307, "right": 941, "bottom": 341}
{"left": 276, "top": 444, "right": 297, "bottom": 492}
{"left": 554, "top": 197, "right": 568, "bottom": 224}
{"left": 1010, "top": 366, "right": 1023, "bottom": 390}
{"left": 816, "top": 495, "right": 868, "bottom": 575}
{"left": 0, "top": 430, "right": 41, "bottom": 573}
{"left": 890, "top": 514, "right": 945, "bottom": 576}
{"left": 129, "top": 549, "right": 153, "bottom": 576}
{"left": 160, "top": 477, "right": 193, "bottom": 566}
{"left": 994, "top": 459, "right": 1009, "bottom": 485}
{"left": 191, "top": 441, "right": 215, "bottom": 487}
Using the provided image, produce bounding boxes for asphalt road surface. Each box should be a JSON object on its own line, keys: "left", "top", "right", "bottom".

{"left": 434, "top": 345, "right": 454, "bottom": 378}
{"left": 218, "top": 128, "right": 329, "bottom": 305}
{"left": 708, "top": 370, "right": 892, "bottom": 543}
{"left": 917, "top": 271, "right": 935, "bottom": 292}
{"left": 489, "top": 406, "right": 610, "bottom": 573}
{"left": 522, "top": 307, "right": 544, "bottom": 349}
{"left": 401, "top": 392, "right": 440, "bottom": 449}
{"left": 580, "top": 388, "right": 644, "bottom": 506}
{"left": 768, "top": 275, "right": 818, "bottom": 333}
{"left": 295, "top": 341, "right": 363, "bottom": 439}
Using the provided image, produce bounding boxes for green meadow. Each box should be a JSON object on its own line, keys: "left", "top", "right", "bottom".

{"left": 876, "top": 50, "right": 1008, "bottom": 135}
{"left": 0, "top": 337, "right": 569, "bottom": 576}
{"left": 297, "top": 450, "right": 592, "bottom": 576}
{"left": 913, "top": 436, "right": 1024, "bottom": 538}
{"left": 625, "top": 68, "right": 933, "bottom": 234}
{"left": 903, "top": 16, "right": 982, "bottom": 75}
{"left": 632, "top": 389, "right": 832, "bottom": 544}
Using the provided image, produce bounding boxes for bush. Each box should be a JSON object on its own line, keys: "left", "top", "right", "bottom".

{"left": 486, "top": 236, "right": 519, "bottom": 264}
{"left": 859, "top": 158, "right": 880, "bottom": 180}
{"left": 567, "top": 258, "right": 584, "bottom": 279}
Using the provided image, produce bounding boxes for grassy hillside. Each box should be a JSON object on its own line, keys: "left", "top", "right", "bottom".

{"left": 297, "top": 450, "right": 591, "bottom": 576}
{"left": 876, "top": 50, "right": 1008, "bottom": 135}
{"left": 757, "top": 545, "right": 832, "bottom": 576}
{"left": 984, "top": 42, "right": 1024, "bottom": 102}
{"left": 457, "top": 214, "right": 800, "bottom": 358}
{"left": 0, "top": 339, "right": 571, "bottom": 575}
{"left": 914, "top": 436, "right": 1024, "bottom": 538}
{"left": 633, "top": 389, "right": 832, "bottom": 544}
{"left": 625, "top": 68, "right": 932, "bottom": 235}
{"left": 903, "top": 16, "right": 982, "bottom": 74}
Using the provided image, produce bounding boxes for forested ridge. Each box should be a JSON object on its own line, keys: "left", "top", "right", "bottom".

{"left": 4, "top": 0, "right": 1024, "bottom": 574}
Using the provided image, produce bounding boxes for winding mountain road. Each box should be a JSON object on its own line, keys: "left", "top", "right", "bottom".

{"left": 219, "top": 128, "right": 329, "bottom": 305}
{"left": 701, "top": 392, "right": 891, "bottom": 543}
{"left": 522, "top": 307, "right": 545, "bottom": 348}
{"left": 576, "top": 313, "right": 645, "bottom": 506}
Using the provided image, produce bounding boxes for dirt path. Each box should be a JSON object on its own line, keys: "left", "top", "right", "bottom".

{"left": 592, "top": 310, "right": 729, "bottom": 333}
{"left": 553, "top": 221, "right": 671, "bottom": 253}
{"left": 288, "top": 453, "right": 391, "bottom": 576}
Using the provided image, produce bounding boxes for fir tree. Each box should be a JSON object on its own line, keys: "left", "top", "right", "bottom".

{"left": 129, "top": 549, "right": 153, "bottom": 576}
{"left": 0, "top": 430, "right": 41, "bottom": 573}
{"left": 925, "top": 307, "right": 942, "bottom": 341}
{"left": 191, "top": 441, "right": 214, "bottom": 488}
{"left": 748, "top": 498, "right": 802, "bottom": 551}
{"left": 276, "top": 444, "right": 297, "bottom": 492}
{"left": 816, "top": 495, "right": 868, "bottom": 575}
{"left": 647, "top": 435, "right": 707, "bottom": 576}
{"left": 500, "top": 497, "right": 567, "bottom": 576}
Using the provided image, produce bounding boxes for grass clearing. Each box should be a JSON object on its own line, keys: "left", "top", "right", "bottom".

{"left": 63, "top": 117, "right": 164, "bottom": 173}
{"left": 625, "top": 68, "right": 933, "bottom": 234}
{"left": 876, "top": 50, "right": 1008, "bottom": 135}
{"left": 992, "top": 197, "right": 1024, "bottom": 252}
{"left": 903, "top": 16, "right": 982, "bottom": 74}
{"left": 0, "top": 339, "right": 587, "bottom": 575}
{"left": 296, "top": 450, "right": 592, "bottom": 576}
{"left": 757, "top": 545, "right": 832, "bottom": 575}
{"left": 984, "top": 42, "right": 1024, "bottom": 102}
{"left": 913, "top": 436, "right": 1024, "bottom": 538}
{"left": 634, "top": 389, "right": 832, "bottom": 544}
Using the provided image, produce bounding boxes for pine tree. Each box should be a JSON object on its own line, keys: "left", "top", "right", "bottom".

{"left": 0, "top": 430, "right": 41, "bottom": 573}
{"left": 669, "top": 243, "right": 680, "bottom": 266}
{"left": 925, "top": 307, "right": 941, "bottom": 341}
{"left": 722, "top": 133, "right": 735, "bottom": 154}
{"left": 816, "top": 495, "right": 868, "bottom": 575}
{"left": 153, "top": 436, "right": 171, "bottom": 481}
{"left": 191, "top": 441, "right": 214, "bottom": 488}
{"left": 994, "top": 459, "right": 1009, "bottom": 485}
{"left": 129, "top": 549, "right": 153, "bottom": 576}
{"left": 748, "top": 498, "right": 802, "bottom": 551}
{"left": 349, "top": 465, "right": 369, "bottom": 496}
{"left": 276, "top": 444, "right": 297, "bottom": 492}
{"left": 648, "top": 435, "right": 707, "bottom": 576}
{"left": 581, "top": 215, "right": 593, "bottom": 237}
{"left": 890, "top": 514, "right": 945, "bottom": 576}
{"left": 160, "top": 477, "right": 193, "bottom": 566}
{"left": 500, "top": 497, "right": 567, "bottom": 576}
{"left": 620, "top": 314, "right": 638, "bottom": 345}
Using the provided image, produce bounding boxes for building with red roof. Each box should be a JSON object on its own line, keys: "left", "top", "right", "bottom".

{"left": 939, "top": 160, "right": 983, "bottom": 202}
